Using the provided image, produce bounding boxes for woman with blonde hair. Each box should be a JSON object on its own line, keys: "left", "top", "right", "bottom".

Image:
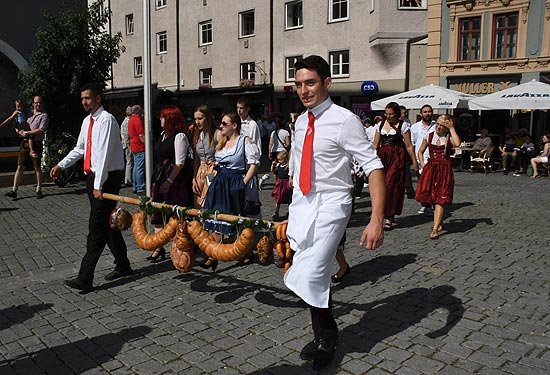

{"left": 415, "top": 114, "right": 461, "bottom": 239}
{"left": 191, "top": 105, "right": 219, "bottom": 207}
{"left": 201, "top": 113, "right": 260, "bottom": 270}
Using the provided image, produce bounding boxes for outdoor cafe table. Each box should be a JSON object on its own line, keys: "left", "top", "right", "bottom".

{"left": 453, "top": 146, "right": 475, "bottom": 171}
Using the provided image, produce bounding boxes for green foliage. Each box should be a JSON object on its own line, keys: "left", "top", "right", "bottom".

{"left": 19, "top": 1, "right": 125, "bottom": 168}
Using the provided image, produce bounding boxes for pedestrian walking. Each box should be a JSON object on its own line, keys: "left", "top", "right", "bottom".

{"left": 284, "top": 55, "right": 385, "bottom": 371}
{"left": 50, "top": 83, "right": 132, "bottom": 292}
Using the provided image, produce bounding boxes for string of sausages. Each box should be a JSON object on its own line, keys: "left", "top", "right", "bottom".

{"left": 129, "top": 210, "right": 293, "bottom": 273}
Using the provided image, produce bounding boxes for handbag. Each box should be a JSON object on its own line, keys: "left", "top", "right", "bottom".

{"left": 244, "top": 176, "right": 262, "bottom": 216}
{"left": 152, "top": 161, "right": 167, "bottom": 182}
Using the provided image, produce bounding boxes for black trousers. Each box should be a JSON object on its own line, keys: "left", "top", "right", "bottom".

{"left": 78, "top": 171, "right": 130, "bottom": 284}
{"left": 309, "top": 296, "right": 338, "bottom": 344}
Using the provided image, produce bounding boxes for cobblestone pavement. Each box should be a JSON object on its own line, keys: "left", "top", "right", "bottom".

{"left": 0, "top": 171, "right": 549, "bottom": 375}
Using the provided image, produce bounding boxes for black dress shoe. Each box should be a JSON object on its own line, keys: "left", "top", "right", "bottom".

{"left": 64, "top": 278, "right": 93, "bottom": 292}
{"left": 5, "top": 190, "right": 17, "bottom": 198}
{"left": 300, "top": 338, "right": 321, "bottom": 360}
{"left": 312, "top": 338, "right": 337, "bottom": 371}
{"left": 104, "top": 268, "right": 133, "bottom": 281}
{"left": 236, "top": 253, "right": 254, "bottom": 266}
{"left": 36, "top": 190, "right": 44, "bottom": 199}
{"left": 331, "top": 264, "right": 351, "bottom": 283}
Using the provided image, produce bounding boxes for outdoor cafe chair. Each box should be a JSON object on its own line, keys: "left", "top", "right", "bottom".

{"left": 470, "top": 147, "right": 494, "bottom": 174}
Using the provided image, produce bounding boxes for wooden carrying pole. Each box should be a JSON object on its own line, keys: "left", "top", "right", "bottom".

{"left": 102, "top": 193, "right": 283, "bottom": 228}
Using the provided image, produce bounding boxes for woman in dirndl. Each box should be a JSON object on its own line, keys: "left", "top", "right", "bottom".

{"left": 201, "top": 113, "right": 260, "bottom": 270}
{"left": 373, "top": 102, "right": 418, "bottom": 230}
{"left": 415, "top": 114, "right": 461, "bottom": 239}
{"left": 191, "top": 105, "right": 219, "bottom": 207}
{"left": 148, "top": 105, "right": 194, "bottom": 261}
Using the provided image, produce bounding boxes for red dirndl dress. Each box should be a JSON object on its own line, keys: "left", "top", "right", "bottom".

{"left": 272, "top": 164, "right": 292, "bottom": 204}
{"left": 415, "top": 133, "right": 455, "bottom": 206}
{"left": 377, "top": 122, "right": 406, "bottom": 217}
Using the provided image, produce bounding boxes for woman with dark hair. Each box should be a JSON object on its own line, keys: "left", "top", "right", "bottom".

{"left": 201, "top": 113, "right": 260, "bottom": 270}
{"left": 191, "top": 105, "right": 219, "bottom": 207}
{"left": 147, "top": 105, "right": 194, "bottom": 262}
{"left": 373, "top": 102, "right": 418, "bottom": 230}
{"left": 415, "top": 115, "right": 461, "bottom": 239}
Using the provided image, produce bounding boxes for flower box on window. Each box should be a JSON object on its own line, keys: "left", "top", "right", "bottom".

{"left": 240, "top": 79, "right": 255, "bottom": 88}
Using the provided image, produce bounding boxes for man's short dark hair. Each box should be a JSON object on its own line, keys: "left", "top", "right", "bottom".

{"left": 80, "top": 83, "right": 103, "bottom": 96}
{"left": 236, "top": 96, "right": 250, "bottom": 109}
{"left": 420, "top": 104, "right": 433, "bottom": 112}
{"left": 294, "top": 55, "right": 331, "bottom": 82}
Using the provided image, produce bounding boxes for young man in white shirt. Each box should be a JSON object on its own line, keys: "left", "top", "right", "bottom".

{"left": 284, "top": 55, "right": 386, "bottom": 371}
{"left": 51, "top": 83, "right": 132, "bottom": 292}
{"left": 236, "top": 97, "right": 262, "bottom": 154}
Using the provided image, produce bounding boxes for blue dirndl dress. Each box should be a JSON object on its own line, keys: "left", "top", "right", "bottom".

{"left": 204, "top": 135, "right": 247, "bottom": 215}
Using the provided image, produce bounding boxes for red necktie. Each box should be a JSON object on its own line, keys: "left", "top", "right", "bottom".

{"left": 299, "top": 111, "right": 315, "bottom": 195}
{"left": 83, "top": 116, "right": 94, "bottom": 174}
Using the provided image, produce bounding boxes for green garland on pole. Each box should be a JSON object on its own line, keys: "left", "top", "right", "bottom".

{"left": 137, "top": 196, "right": 275, "bottom": 231}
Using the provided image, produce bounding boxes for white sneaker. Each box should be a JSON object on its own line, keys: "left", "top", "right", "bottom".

{"left": 258, "top": 174, "right": 270, "bottom": 190}
{"left": 417, "top": 206, "right": 426, "bottom": 214}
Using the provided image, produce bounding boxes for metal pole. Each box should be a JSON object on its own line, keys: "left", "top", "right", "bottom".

{"left": 143, "top": 0, "right": 153, "bottom": 196}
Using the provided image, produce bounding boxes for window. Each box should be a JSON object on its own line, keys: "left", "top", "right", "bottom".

{"left": 156, "top": 0, "right": 167, "bottom": 9}
{"left": 285, "top": 1, "right": 303, "bottom": 30}
{"left": 285, "top": 55, "right": 303, "bottom": 81}
{"left": 329, "top": 0, "right": 349, "bottom": 22}
{"left": 125, "top": 14, "right": 134, "bottom": 35}
{"left": 329, "top": 50, "right": 349, "bottom": 78}
{"left": 240, "top": 62, "right": 256, "bottom": 81}
{"left": 239, "top": 10, "right": 255, "bottom": 38}
{"left": 199, "top": 20, "right": 212, "bottom": 46}
{"left": 397, "top": 0, "right": 427, "bottom": 9}
{"left": 157, "top": 31, "right": 167, "bottom": 54}
{"left": 459, "top": 17, "right": 481, "bottom": 61}
{"left": 134, "top": 57, "right": 143, "bottom": 77}
{"left": 493, "top": 13, "right": 518, "bottom": 59}
{"left": 199, "top": 68, "right": 212, "bottom": 85}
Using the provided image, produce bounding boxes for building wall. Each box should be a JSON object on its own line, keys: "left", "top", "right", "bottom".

{"left": 430, "top": 0, "right": 550, "bottom": 139}
{"left": 107, "top": 0, "right": 430, "bottom": 115}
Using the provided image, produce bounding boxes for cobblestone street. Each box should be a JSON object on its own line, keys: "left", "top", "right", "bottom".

{"left": 0, "top": 172, "right": 549, "bottom": 374}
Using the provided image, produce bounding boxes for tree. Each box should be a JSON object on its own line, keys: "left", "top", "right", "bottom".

{"left": 19, "top": 1, "right": 125, "bottom": 168}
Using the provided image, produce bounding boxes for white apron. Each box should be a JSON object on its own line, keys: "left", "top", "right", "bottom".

{"left": 284, "top": 189, "right": 351, "bottom": 308}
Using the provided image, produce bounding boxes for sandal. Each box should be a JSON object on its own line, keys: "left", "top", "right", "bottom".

{"left": 531, "top": 174, "right": 540, "bottom": 179}
{"left": 383, "top": 220, "right": 393, "bottom": 231}
{"left": 430, "top": 230, "right": 439, "bottom": 240}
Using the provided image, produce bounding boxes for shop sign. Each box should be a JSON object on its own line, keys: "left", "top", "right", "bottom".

{"left": 361, "top": 81, "right": 379, "bottom": 95}
{"left": 452, "top": 81, "right": 516, "bottom": 95}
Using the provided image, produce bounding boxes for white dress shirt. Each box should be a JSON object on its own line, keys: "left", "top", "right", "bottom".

{"left": 240, "top": 116, "right": 262, "bottom": 155}
{"left": 410, "top": 119, "right": 436, "bottom": 167}
{"left": 59, "top": 106, "right": 124, "bottom": 190}
{"left": 291, "top": 98, "right": 383, "bottom": 194}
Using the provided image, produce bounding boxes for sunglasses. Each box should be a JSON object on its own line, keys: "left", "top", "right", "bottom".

{"left": 220, "top": 121, "right": 231, "bottom": 127}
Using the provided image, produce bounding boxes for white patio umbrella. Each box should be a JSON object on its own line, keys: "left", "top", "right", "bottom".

{"left": 468, "top": 80, "right": 550, "bottom": 134}
{"left": 371, "top": 84, "right": 476, "bottom": 110}
{"left": 468, "top": 80, "right": 550, "bottom": 110}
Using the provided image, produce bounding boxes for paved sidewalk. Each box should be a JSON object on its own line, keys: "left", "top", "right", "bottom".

{"left": 0, "top": 172, "right": 549, "bottom": 374}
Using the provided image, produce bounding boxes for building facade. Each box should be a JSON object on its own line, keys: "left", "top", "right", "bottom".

{"left": 427, "top": 0, "right": 550, "bottom": 138}
{"left": 106, "top": 0, "right": 430, "bottom": 119}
